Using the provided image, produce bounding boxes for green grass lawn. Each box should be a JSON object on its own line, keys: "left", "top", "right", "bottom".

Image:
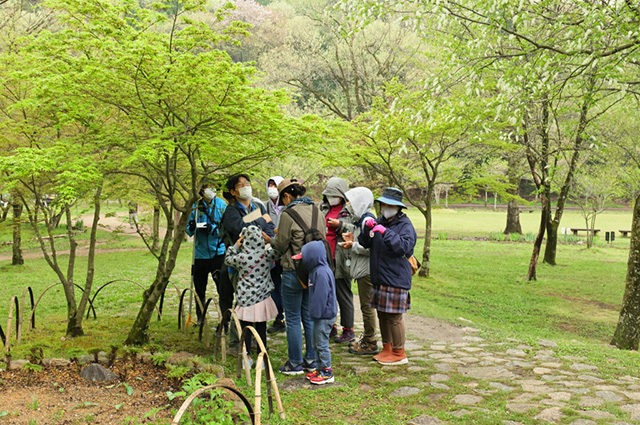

{"left": 412, "top": 239, "right": 627, "bottom": 345}
{"left": 405, "top": 207, "right": 633, "bottom": 247}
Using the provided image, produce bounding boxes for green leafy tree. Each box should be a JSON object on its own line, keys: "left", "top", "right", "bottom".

{"left": 340, "top": 1, "right": 635, "bottom": 281}
{"left": 260, "top": 0, "right": 424, "bottom": 120}
{"left": 0, "top": 0, "right": 55, "bottom": 265}
{"left": 350, "top": 81, "right": 496, "bottom": 277}
{"left": 2, "top": 0, "right": 296, "bottom": 343}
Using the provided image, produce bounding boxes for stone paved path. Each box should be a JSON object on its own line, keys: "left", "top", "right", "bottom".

{"left": 274, "top": 298, "right": 639, "bottom": 424}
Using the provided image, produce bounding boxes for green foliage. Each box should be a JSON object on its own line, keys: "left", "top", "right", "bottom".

{"left": 150, "top": 352, "right": 173, "bottom": 366}
{"left": 145, "top": 343, "right": 161, "bottom": 355}
{"left": 23, "top": 362, "right": 43, "bottom": 373}
{"left": 166, "top": 365, "right": 190, "bottom": 379}
{"left": 489, "top": 232, "right": 506, "bottom": 241}
{"left": 176, "top": 376, "right": 248, "bottom": 425}
{"left": 27, "top": 395, "right": 39, "bottom": 410}
{"left": 508, "top": 233, "right": 523, "bottom": 242}
{"left": 71, "top": 402, "right": 99, "bottom": 409}
{"left": 123, "top": 382, "right": 134, "bottom": 396}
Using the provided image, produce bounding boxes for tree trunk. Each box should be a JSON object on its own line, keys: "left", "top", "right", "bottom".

{"left": 70, "top": 187, "right": 103, "bottom": 337}
{"left": 125, "top": 204, "right": 190, "bottom": 345}
{"left": 419, "top": 187, "right": 434, "bottom": 278}
{"left": 503, "top": 152, "right": 523, "bottom": 234}
{"left": 152, "top": 205, "right": 160, "bottom": 253}
{"left": 527, "top": 190, "right": 550, "bottom": 281}
{"left": 611, "top": 193, "right": 640, "bottom": 350}
{"left": 62, "top": 204, "right": 83, "bottom": 337}
{"left": 12, "top": 201, "right": 23, "bottom": 265}
{"left": 543, "top": 79, "right": 593, "bottom": 265}
{"left": 504, "top": 199, "right": 522, "bottom": 234}
{"left": 543, "top": 218, "right": 559, "bottom": 265}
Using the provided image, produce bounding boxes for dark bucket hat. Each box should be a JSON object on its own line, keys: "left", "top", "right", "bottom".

{"left": 375, "top": 187, "right": 407, "bottom": 208}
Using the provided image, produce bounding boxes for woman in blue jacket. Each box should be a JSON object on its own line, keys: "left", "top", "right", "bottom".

{"left": 358, "top": 187, "right": 416, "bottom": 365}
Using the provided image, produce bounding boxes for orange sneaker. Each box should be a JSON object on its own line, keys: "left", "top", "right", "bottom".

{"left": 377, "top": 348, "right": 408, "bottom": 365}
{"left": 372, "top": 343, "right": 392, "bottom": 362}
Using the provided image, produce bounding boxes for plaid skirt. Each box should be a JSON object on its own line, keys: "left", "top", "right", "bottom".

{"left": 370, "top": 285, "right": 411, "bottom": 314}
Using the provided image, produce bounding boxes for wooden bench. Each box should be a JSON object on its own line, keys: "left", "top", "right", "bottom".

{"left": 619, "top": 230, "right": 632, "bottom": 237}
{"left": 568, "top": 228, "right": 600, "bottom": 236}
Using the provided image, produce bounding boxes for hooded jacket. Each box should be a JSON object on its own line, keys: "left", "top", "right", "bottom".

{"left": 319, "top": 177, "right": 353, "bottom": 280}
{"left": 302, "top": 240, "right": 338, "bottom": 320}
{"left": 341, "top": 187, "right": 375, "bottom": 280}
{"left": 358, "top": 211, "right": 416, "bottom": 290}
{"left": 224, "top": 225, "right": 278, "bottom": 307}
{"left": 264, "top": 176, "right": 284, "bottom": 227}
{"left": 186, "top": 196, "right": 227, "bottom": 259}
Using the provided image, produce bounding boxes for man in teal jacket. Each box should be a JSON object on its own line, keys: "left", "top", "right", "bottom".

{"left": 186, "top": 180, "right": 227, "bottom": 326}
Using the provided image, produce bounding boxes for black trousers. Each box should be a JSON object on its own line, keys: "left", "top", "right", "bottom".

{"left": 240, "top": 320, "right": 267, "bottom": 355}
{"left": 192, "top": 254, "right": 233, "bottom": 323}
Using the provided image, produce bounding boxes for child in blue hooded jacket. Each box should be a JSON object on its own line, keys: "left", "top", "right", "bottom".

{"left": 300, "top": 240, "right": 338, "bottom": 385}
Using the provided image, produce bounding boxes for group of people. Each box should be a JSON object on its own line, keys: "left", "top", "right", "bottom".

{"left": 187, "top": 173, "right": 417, "bottom": 385}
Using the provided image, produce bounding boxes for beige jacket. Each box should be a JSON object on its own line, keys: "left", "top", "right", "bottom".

{"left": 272, "top": 202, "right": 325, "bottom": 271}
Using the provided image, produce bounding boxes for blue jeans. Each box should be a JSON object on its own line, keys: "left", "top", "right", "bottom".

{"left": 281, "top": 270, "right": 315, "bottom": 365}
{"left": 313, "top": 317, "right": 335, "bottom": 370}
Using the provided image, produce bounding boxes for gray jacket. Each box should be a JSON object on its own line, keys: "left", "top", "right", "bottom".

{"left": 320, "top": 177, "right": 353, "bottom": 280}
{"left": 264, "top": 176, "right": 284, "bottom": 227}
{"left": 341, "top": 187, "right": 374, "bottom": 280}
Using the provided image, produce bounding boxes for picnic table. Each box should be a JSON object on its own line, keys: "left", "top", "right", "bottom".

{"left": 568, "top": 228, "right": 600, "bottom": 236}
{"left": 619, "top": 230, "right": 632, "bottom": 237}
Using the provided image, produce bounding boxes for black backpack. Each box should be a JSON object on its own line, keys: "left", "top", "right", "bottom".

{"left": 283, "top": 206, "right": 334, "bottom": 288}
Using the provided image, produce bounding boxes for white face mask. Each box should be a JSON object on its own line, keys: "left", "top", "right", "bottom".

{"left": 328, "top": 196, "right": 342, "bottom": 206}
{"left": 381, "top": 206, "right": 399, "bottom": 219}
{"left": 237, "top": 186, "right": 252, "bottom": 200}
{"left": 203, "top": 188, "right": 216, "bottom": 201}
{"left": 267, "top": 187, "right": 279, "bottom": 200}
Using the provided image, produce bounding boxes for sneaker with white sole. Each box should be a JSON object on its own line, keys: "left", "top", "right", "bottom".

{"left": 306, "top": 370, "right": 320, "bottom": 380}
{"left": 303, "top": 358, "right": 317, "bottom": 373}
{"left": 309, "top": 367, "right": 334, "bottom": 385}
{"left": 279, "top": 360, "right": 304, "bottom": 375}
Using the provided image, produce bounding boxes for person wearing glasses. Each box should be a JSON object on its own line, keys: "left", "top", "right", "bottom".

{"left": 220, "top": 174, "right": 276, "bottom": 355}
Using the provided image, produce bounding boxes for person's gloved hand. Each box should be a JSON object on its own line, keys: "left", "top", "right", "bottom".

{"left": 188, "top": 220, "right": 196, "bottom": 232}
{"left": 365, "top": 218, "right": 377, "bottom": 228}
{"left": 371, "top": 224, "right": 386, "bottom": 234}
{"left": 197, "top": 222, "right": 212, "bottom": 233}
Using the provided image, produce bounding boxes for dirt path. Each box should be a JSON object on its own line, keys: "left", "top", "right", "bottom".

{"left": 0, "top": 212, "right": 164, "bottom": 262}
